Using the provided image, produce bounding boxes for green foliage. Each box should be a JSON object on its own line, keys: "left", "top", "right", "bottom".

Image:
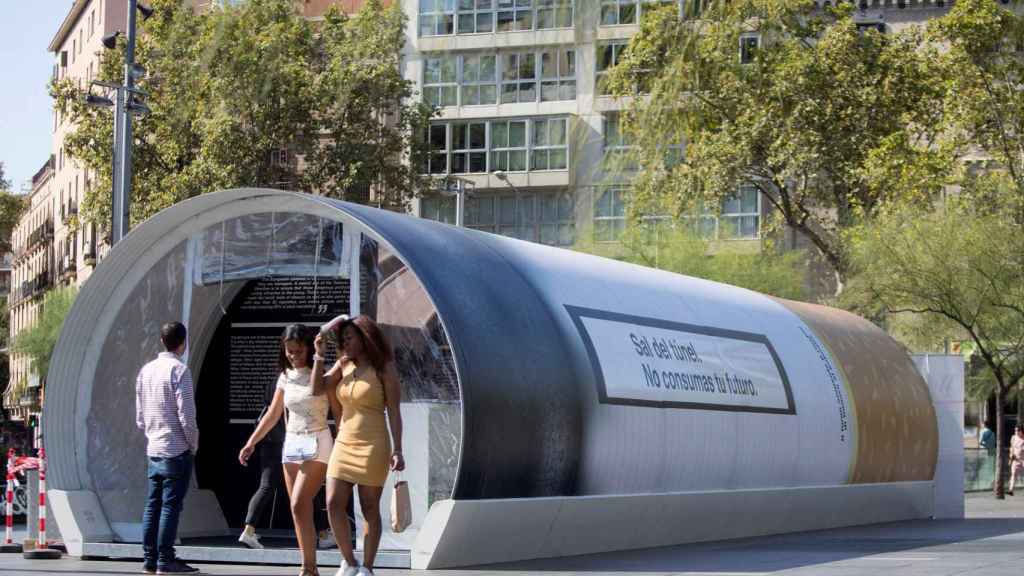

{"left": 842, "top": 185, "right": 1024, "bottom": 496}
{"left": 50, "top": 0, "right": 430, "bottom": 233}
{"left": 929, "top": 0, "right": 1024, "bottom": 223}
{"left": 0, "top": 161, "right": 10, "bottom": 191}
{"left": 12, "top": 287, "right": 79, "bottom": 382}
{"left": 576, "top": 222, "right": 805, "bottom": 300}
{"left": 0, "top": 190, "right": 26, "bottom": 254}
{"left": 303, "top": 0, "right": 434, "bottom": 210}
{"left": 605, "top": 0, "right": 954, "bottom": 286}
{"left": 842, "top": 194, "right": 1024, "bottom": 378}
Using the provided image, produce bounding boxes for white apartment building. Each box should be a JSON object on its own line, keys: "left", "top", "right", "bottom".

{"left": 47, "top": 0, "right": 124, "bottom": 285}
{"left": 5, "top": 159, "right": 56, "bottom": 422}
{"left": 405, "top": 0, "right": 950, "bottom": 251}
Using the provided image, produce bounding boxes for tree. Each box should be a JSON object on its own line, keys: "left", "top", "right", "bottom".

{"left": 12, "top": 287, "right": 79, "bottom": 386}
{"left": 843, "top": 190, "right": 1024, "bottom": 499}
{"left": 0, "top": 161, "right": 26, "bottom": 256}
{"left": 576, "top": 222, "right": 806, "bottom": 299}
{"left": 303, "top": 0, "right": 435, "bottom": 210}
{"left": 604, "top": 0, "right": 952, "bottom": 292}
{"left": 929, "top": 0, "right": 1024, "bottom": 224}
{"left": 50, "top": 0, "right": 427, "bottom": 234}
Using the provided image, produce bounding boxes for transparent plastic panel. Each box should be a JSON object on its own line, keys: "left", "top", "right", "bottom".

{"left": 198, "top": 212, "right": 346, "bottom": 284}
{"left": 365, "top": 236, "right": 462, "bottom": 550}
{"left": 87, "top": 241, "right": 187, "bottom": 528}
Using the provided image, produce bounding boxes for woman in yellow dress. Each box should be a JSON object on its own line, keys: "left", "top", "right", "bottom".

{"left": 312, "top": 315, "right": 404, "bottom": 576}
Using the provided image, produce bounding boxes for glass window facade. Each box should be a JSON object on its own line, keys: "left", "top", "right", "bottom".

{"left": 425, "top": 117, "right": 570, "bottom": 174}
{"left": 719, "top": 184, "right": 761, "bottom": 239}
{"left": 540, "top": 48, "right": 576, "bottom": 102}
{"left": 461, "top": 54, "right": 498, "bottom": 105}
{"left": 423, "top": 55, "right": 458, "bottom": 107}
{"left": 421, "top": 0, "right": 574, "bottom": 37}
{"left": 424, "top": 49, "right": 576, "bottom": 107}
{"left": 420, "top": 0, "right": 456, "bottom": 36}
{"left": 423, "top": 191, "right": 576, "bottom": 246}
{"left": 594, "top": 187, "right": 627, "bottom": 242}
{"left": 490, "top": 120, "right": 529, "bottom": 172}
{"left": 595, "top": 185, "right": 761, "bottom": 243}
{"left": 501, "top": 52, "right": 537, "bottom": 103}
{"left": 602, "top": 113, "right": 637, "bottom": 172}
{"left": 600, "top": 0, "right": 677, "bottom": 26}
{"left": 596, "top": 41, "right": 628, "bottom": 95}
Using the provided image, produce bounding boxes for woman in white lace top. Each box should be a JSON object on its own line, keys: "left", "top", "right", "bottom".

{"left": 239, "top": 324, "right": 335, "bottom": 576}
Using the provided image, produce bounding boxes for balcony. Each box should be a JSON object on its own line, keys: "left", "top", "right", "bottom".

{"left": 25, "top": 219, "right": 55, "bottom": 253}
{"left": 61, "top": 202, "right": 79, "bottom": 226}
{"left": 83, "top": 243, "right": 97, "bottom": 267}
{"left": 10, "top": 269, "right": 53, "bottom": 305}
{"left": 57, "top": 253, "right": 78, "bottom": 280}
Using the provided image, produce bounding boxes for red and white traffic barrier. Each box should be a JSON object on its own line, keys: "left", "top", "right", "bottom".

{"left": 4, "top": 449, "right": 14, "bottom": 546}
{"left": 5, "top": 451, "right": 48, "bottom": 547}
{"left": 37, "top": 448, "right": 47, "bottom": 550}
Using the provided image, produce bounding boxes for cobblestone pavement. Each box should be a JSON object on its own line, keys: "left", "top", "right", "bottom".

{"left": 2, "top": 493, "right": 1024, "bottom": 576}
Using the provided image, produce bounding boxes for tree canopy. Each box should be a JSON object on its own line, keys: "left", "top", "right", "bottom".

{"left": 0, "top": 162, "right": 27, "bottom": 254}
{"left": 840, "top": 0, "right": 1024, "bottom": 498}
{"left": 605, "top": 0, "right": 953, "bottom": 290}
{"left": 12, "top": 286, "right": 78, "bottom": 384}
{"left": 51, "top": 0, "right": 431, "bottom": 233}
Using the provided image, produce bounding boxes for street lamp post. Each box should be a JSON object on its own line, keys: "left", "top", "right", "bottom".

{"left": 86, "top": 1, "right": 153, "bottom": 245}
{"left": 113, "top": 0, "right": 141, "bottom": 244}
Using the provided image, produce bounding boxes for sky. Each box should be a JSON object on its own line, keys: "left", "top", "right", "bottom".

{"left": 0, "top": 3, "right": 70, "bottom": 193}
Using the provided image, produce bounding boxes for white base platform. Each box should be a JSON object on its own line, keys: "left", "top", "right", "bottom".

{"left": 412, "top": 482, "right": 935, "bottom": 569}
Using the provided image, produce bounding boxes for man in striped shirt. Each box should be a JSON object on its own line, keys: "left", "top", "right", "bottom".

{"left": 136, "top": 322, "right": 200, "bottom": 575}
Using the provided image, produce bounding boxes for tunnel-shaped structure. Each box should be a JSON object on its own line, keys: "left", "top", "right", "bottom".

{"left": 45, "top": 189, "right": 940, "bottom": 569}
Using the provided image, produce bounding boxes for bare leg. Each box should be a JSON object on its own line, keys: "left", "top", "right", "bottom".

{"left": 286, "top": 462, "right": 328, "bottom": 572}
{"left": 357, "top": 485, "right": 384, "bottom": 571}
{"left": 326, "top": 478, "right": 358, "bottom": 568}
{"left": 1011, "top": 464, "right": 1019, "bottom": 493}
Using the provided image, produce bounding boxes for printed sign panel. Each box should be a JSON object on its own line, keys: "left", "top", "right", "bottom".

{"left": 567, "top": 306, "right": 796, "bottom": 414}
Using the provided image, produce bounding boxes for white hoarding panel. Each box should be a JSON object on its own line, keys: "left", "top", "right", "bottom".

{"left": 568, "top": 306, "right": 795, "bottom": 414}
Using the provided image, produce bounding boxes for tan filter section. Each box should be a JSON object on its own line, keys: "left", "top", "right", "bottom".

{"left": 774, "top": 298, "right": 938, "bottom": 483}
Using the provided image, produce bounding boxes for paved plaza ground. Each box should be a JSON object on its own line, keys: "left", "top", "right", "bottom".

{"left": 3, "top": 493, "right": 1024, "bottom": 575}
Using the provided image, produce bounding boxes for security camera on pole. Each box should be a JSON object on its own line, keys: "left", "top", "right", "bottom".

{"left": 83, "top": 1, "right": 154, "bottom": 245}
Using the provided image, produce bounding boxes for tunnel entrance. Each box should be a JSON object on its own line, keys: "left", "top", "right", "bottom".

{"left": 183, "top": 214, "right": 463, "bottom": 551}
{"left": 195, "top": 275, "right": 353, "bottom": 532}
{"left": 66, "top": 205, "right": 461, "bottom": 553}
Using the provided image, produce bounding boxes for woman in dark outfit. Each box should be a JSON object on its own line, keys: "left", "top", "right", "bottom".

{"left": 238, "top": 375, "right": 287, "bottom": 548}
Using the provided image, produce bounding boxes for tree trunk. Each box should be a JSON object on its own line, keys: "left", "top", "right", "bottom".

{"left": 995, "top": 386, "right": 1007, "bottom": 499}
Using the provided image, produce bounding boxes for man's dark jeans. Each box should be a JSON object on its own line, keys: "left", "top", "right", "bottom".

{"left": 142, "top": 451, "right": 193, "bottom": 568}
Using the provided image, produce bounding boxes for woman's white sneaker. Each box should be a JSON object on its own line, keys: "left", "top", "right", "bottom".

{"left": 356, "top": 568, "right": 373, "bottom": 576}
{"left": 237, "top": 531, "right": 263, "bottom": 549}
{"left": 334, "top": 561, "right": 358, "bottom": 576}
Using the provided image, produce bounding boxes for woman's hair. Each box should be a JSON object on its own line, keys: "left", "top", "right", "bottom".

{"left": 279, "top": 324, "right": 315, "bottom": 374}
{"left": 336, "top": 315, "right": 393, "bottom": 372}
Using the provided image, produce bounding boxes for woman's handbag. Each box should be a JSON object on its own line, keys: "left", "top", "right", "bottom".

{"left": 282, "top": 432, "right": 317, "bottom": 462}
{"left": 390, "top": 472, "right": 412, "bottom": 533}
